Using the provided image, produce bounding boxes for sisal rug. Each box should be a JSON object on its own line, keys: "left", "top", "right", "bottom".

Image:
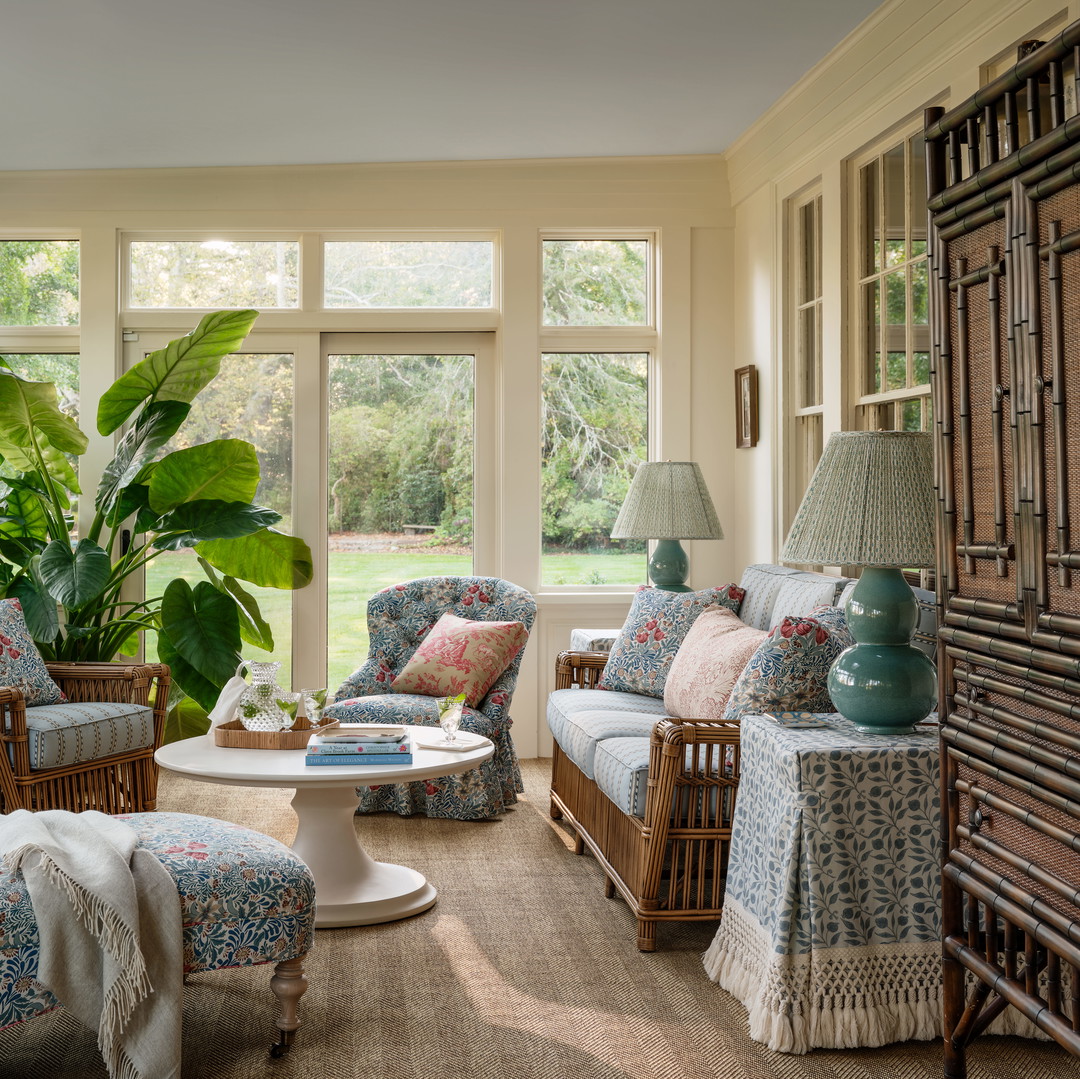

{"left": 2, "top": 759, "right": 1079, "bottom": 1079}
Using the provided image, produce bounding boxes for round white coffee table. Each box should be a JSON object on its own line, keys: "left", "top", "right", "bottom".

{"left": 155, "top": 732, "right": 494, "bottom": 928}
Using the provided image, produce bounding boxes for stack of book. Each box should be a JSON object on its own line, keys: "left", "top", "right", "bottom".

{"left": 304, "top": 724, "right": 413, "bottom": 766}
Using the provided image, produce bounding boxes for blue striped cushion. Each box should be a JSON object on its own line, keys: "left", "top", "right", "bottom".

{"left": 23, "top": 701, "right": 155, "bottom": 770}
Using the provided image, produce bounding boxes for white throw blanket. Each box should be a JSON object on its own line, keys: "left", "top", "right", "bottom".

{"left": 0, "top": 810, "right": 182, "bottom": 1079}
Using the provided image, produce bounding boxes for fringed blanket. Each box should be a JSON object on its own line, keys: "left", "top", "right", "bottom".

{"left": 0, "top": 810, "right": 182, "bottom": 1079}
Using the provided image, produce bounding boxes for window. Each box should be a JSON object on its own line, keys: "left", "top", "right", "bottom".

{"left": 542, "top": 239, "right": 650, "bottom": 326}
{"left": 128, "top": 240, "right": 299, "bottom": 308}
{"left": 0, "top": 240, "right": 79, "bottom": 326}
{"left": 146, "top": 352, "right": 295, "bottom": 674}
{"left": 787, "top": 192, "right": 824, "bottom": 527}
{"left": 539, "top": 233, "right": 655, "bottom": 587}
{"left": 323, "top": 240, "right": 493, "bottom": 308}
{"left": 540, "top": 353, "right": 647, "bottom": 586}
{"left": 855, "top": 133, "right": 931, "bottom": 432}
{"left": 324, "top": 339, "right": 479, "bottom": 688}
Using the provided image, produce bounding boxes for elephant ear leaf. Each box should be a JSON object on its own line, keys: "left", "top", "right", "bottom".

{"left": 156, "top": 633, "right": 223, "bottom": 716}
{"left": 96, "top": 400, "right": 191, "bottom": 516}
{"left": 0, "top": 374, "right": 87, "bottom": 474}
{"left": 38, "top": 539, "right": 112, "bottom": 609}
{"left": 160, "top": 578, "right": 242, "bottom": 687}
{"left": 8, "top": 573, "right": 60, "bottom": 644}
{"left": 148, "top": 440, "right": 260, "bottom": 514}
{"left": 97, "top": 309, "right": 258, "bottom": 435}
{"left": 195, "top": 528, "right": 314, "bottom": 590}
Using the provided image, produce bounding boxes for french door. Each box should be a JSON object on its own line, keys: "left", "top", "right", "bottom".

{"left": 319, "top": 332, "right": 494, "bottom": 690}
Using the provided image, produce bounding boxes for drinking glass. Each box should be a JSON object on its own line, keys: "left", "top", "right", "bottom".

{"left": 301, "top": 688, "right": 328, "bottom": 727}
{"left": 275, "top": 692, "right": 301, "bottom": 728}
{"left": 437, "top": 697, "right": 464, "bottom": 745}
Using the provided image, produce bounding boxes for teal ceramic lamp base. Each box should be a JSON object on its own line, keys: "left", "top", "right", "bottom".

{"left": 828, "top": 566, "right": 937, "bottom": 735}
{"left": 648, "top": 539, "right": 692, "bottom": 592}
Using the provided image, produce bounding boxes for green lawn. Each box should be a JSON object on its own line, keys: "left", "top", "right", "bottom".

{"left": 146, "top": 548, "right": 643, "bottom": 693}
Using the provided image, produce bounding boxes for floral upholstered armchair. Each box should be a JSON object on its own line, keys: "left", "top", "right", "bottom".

{"left": 326, "top": 576, "right": 536, "bottom": 820}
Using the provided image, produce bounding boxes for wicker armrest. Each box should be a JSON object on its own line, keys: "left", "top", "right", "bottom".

{"left": 644, "top": 718, "right": 742, "bottom": 831}
{"left": 554, "top": 649, "right": 610, "bottom": 690}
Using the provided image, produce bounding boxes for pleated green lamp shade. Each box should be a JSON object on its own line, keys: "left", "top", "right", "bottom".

{"left": 611, "top": 461, "right": 722, "bottom": 592}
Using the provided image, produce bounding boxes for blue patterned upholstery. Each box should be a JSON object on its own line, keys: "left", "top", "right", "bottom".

{"left": 0, "top": 812, "right": 315, "bottom": 1031}
{"left": 736, "top": 564, "right": 853, "bottom": 631}
{"left": 326, "top": 576, "right": 536, "bottom": 820}
{"left": 593, "top": 737, "right": 652, "bottom": 816}
{"left": 546, "top": 686, "right": 666, "bottom": 748}
{"left": 22, "top": 701, "right": 154, "bottom": 770}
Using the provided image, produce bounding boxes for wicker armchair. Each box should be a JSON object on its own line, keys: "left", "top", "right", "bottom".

{"left": 549, "top": 650, "right": 741, "bottom": 951}
{"left": 0, "top": 662, "right": 170, "bottom": 814}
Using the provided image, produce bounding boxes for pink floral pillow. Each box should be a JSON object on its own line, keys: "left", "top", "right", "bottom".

{"left": 663, "top": 607, "right": 767, "bottom": 719}
{"left": 391, "top": 612, "right": 528, "bottom": 706}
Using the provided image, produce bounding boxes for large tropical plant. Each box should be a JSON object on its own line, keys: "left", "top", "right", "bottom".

{"left": 0, "top": 309, "right": 313, "bottom": 733}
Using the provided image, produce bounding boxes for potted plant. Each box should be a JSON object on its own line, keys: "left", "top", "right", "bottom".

{"left": 0, "top": 309, "right": 313, "bottom": 738}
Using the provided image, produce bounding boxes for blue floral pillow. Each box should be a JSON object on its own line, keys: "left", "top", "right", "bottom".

{"left": 0, "top": 599, "right": 63, "bottom": 706}
{"left": 598, "top": 584, "right": 745, "bottom": 699}
{"left": 722, "top": 612, "right": 849, "bottom": 720}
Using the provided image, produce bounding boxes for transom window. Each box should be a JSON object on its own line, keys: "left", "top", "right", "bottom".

{"left": 128, "top": 239, "right": 299, "bottom": 309}
{"left": 323, "top": 240, "right": 493, "bottom": 309}
{"left": 0, "top": 240, "right": 79, "bottom": 326}
{"left": 542, "top": 238, "right": 650, "bottom": 327}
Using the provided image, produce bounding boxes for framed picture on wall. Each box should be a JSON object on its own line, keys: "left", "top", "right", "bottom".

{"left": 735, "top": 365, "right": 758, "bottom": 449}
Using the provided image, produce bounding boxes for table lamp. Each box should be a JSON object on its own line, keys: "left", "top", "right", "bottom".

{"left": 780, "top": 430, "right": 937, "bottom": 734}
{"left": 610, "top": 461, "right": 722, "bottom": 592}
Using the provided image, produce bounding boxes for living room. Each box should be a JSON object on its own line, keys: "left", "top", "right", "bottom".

{"left": 2, "top": 1, "right": 1079, "bottom": 1077}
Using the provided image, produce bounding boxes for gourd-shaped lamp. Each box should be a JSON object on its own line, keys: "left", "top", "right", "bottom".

{"left": 781, "top": 430, "right": 937, "bottom": 734}
{"left": 611, "top": 461, "right": 722, "bottom": 592}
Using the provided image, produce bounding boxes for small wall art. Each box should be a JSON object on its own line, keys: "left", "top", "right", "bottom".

{"left": 735, "top": 365, "right": 758, "bottom": 449}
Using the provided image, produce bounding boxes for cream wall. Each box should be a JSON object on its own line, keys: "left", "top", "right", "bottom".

{"left": 725, "top": 0, "right": 1076, "bottom": 560}
{"left": 0, "top": 154, "right": 735, "bottom": 758}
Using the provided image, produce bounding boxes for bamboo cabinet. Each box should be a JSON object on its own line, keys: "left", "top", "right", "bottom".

{"left": 925, "top": 28, "right": 1080, "bottom": 1076}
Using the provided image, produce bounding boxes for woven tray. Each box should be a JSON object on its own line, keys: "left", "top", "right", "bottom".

{"left": 212, "top": 717, "right": 330, "bottom": 750}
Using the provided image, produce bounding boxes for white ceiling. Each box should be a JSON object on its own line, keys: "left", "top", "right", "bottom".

{"left": 3, "top": 0, "right": 884, "bottom": 172}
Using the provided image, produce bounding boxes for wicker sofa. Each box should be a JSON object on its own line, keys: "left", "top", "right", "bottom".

{"left": 547, "top": 563, "right": 863, "bottom": 951}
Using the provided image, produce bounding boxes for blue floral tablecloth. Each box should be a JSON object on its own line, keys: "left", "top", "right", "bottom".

{"left": 703, "top": 712, "right": 944, "bottom": 1052}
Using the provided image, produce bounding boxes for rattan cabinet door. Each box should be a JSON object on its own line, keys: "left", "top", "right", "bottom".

{"left": 927, "top": 35, "right": 1080, "bottom": 1076}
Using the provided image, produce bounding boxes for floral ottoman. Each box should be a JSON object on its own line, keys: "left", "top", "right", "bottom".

{"left": 0, "top": 812, "right": 315, "bottom": 1056}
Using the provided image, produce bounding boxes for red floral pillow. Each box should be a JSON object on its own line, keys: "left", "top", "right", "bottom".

{"left": 597, "top": 584, "right": 746, "bottom": 698}
{"left": 391, "top": 612, "right": 528, "bottom": 706}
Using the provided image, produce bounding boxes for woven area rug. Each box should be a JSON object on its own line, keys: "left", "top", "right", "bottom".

{"left": 2, "top": 759, "right": 1079, "bottom": 1079}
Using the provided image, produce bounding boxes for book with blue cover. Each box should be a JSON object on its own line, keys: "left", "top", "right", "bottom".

{"left": 304, "top": 752, "right": 413, "bottom": 766}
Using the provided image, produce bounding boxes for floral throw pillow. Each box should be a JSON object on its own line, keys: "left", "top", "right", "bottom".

{"left": 663, "top": 607, "right": 767, "bottom": 719}
{"left": 0, "top": 598, "right": 64, "bottom": 707}
{"left": 722, "top": 613, "right": 849, "bottom": 721}
{"left": 391, "top": 612, "right": 528, "bottom": 706}
{"left": 598, "top": 584, "right": 745, "bottom": 699}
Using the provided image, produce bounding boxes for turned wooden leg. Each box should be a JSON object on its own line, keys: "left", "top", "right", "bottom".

{"left": 573, "top": 832, "right": 585, "bottom": 855}
{"left": 269, "top": 955, "right": 308, "bottom": 1057}
{"left": 549, "top": 798, "right": 563, "bottom": 820}
{"left": 636, "top": 920, "right": 657, "bottom": 952}
{"left": 604, "top": 876, "right": 616, "bottom": 899}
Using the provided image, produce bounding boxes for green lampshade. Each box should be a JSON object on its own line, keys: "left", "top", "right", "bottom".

{"left": 611, "top": 461, "right": 722, "bottom": 592}
{"left": 781, "top": 431, "right": 937, "bottom": 734}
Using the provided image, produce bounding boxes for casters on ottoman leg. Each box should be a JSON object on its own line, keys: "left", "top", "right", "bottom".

{"left": 269, "top": 955, "right": 308, "bottom": 1057}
